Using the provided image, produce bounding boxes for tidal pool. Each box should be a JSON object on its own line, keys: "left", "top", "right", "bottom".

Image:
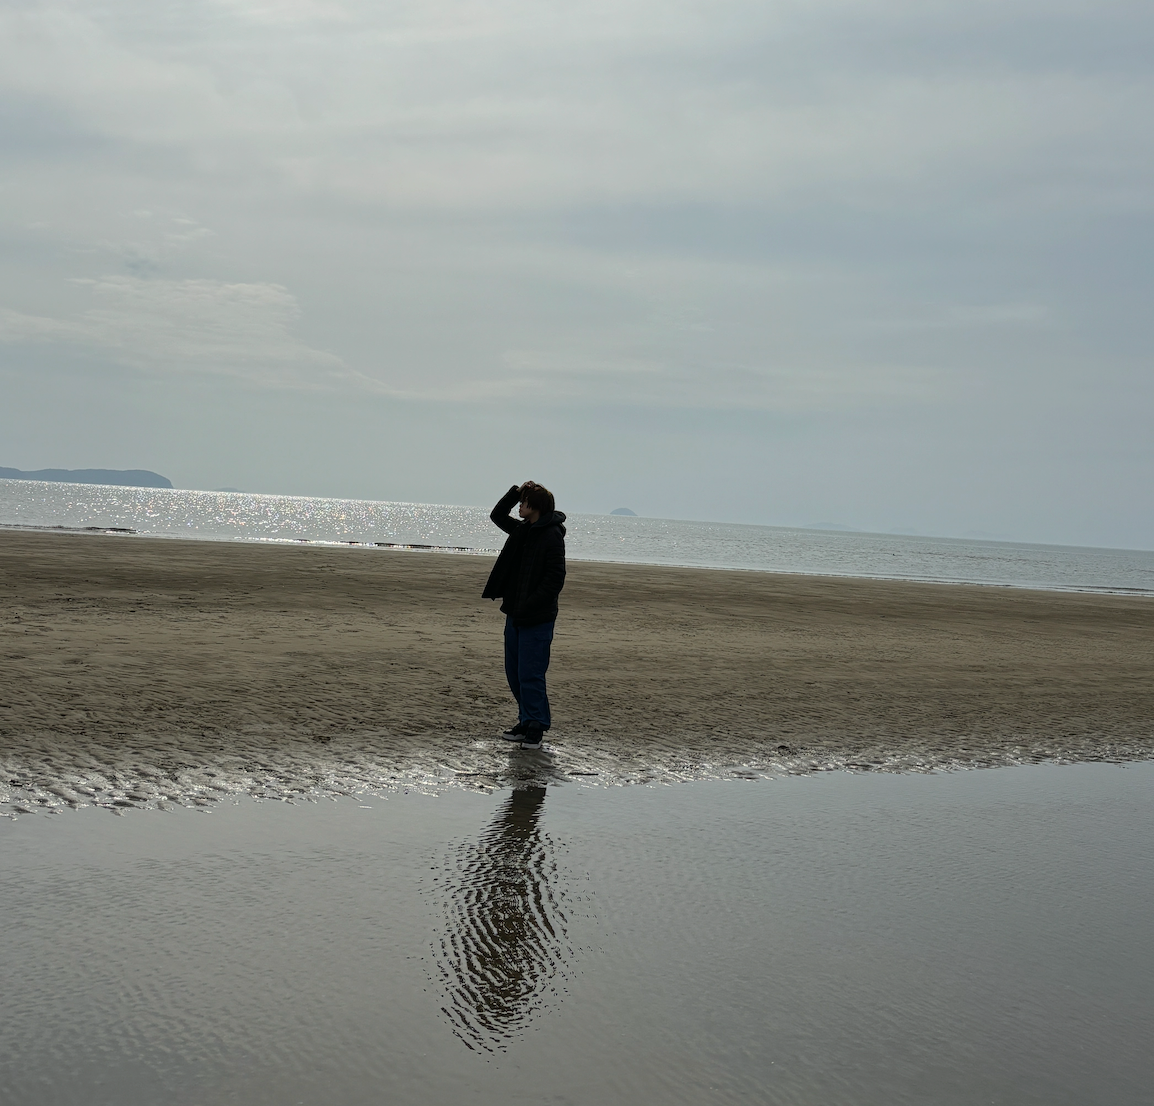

{"left": 2, "top": 763, "right": 1152, "bottom": 1105}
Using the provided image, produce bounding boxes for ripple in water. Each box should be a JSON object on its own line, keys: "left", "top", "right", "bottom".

{"left": 429, "top": 786, "right": 579, "bottom": 1052}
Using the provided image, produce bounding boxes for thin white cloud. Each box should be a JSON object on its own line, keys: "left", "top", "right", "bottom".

{"left": 481, "top": 354, "right": 942, "bottom": 412}
{"left": 0, "top": 275, "right": 353, "bottom": 389}
{"left": 1, "top": 0, "right": 1149, "bottom": 210}
{"left": 867, "top": 303, "right": 1051, "bottom": 332}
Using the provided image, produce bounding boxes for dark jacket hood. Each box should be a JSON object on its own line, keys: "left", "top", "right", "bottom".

{"left": 531, "top": 510, "right": 566, "bottom": 536}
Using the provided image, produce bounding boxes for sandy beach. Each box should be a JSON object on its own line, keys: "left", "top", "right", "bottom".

{"left": 1, "top": 529, "right": 1152, "bottom": 805}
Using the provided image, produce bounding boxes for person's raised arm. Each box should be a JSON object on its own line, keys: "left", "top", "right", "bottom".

{"left": 490, "top": 485, "right": 522, "bottom": 535}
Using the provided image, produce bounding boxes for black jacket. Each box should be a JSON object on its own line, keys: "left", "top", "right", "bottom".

{"left": 482, "top": 486, "right": 567, "bottom": 626}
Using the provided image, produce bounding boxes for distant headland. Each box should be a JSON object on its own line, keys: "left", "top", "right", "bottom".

{"left": 0, "top": 467, "right": 173, "bottom": 489}
{"left": 610, "top": 507, "right": 638, "bottom": 516}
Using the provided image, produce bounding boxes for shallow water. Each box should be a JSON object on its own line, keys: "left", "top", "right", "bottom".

{"left": 3, "top": 764, "right": 1153, "bottom": 1105}
{"left": 3, "top": 478, "right": 1152, "bottom": 592}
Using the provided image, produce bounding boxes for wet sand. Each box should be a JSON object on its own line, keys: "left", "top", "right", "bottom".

{"left": 1, "top": 529, "right": 1152, "bottom": 807}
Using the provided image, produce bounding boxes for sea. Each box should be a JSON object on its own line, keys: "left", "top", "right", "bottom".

{"left": 2, "top": 478, "right": 1152, "bottom": 594}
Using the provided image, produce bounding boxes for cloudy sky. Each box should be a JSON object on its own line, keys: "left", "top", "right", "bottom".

{"left": 1, "top": 0, "right": 1150, "bottom": 548}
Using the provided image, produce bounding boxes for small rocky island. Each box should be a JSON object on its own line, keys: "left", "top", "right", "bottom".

{"left": 0, "top": 467, "right": 173, "bottom": 489}
{"left": 610, "top": 507, "right": 637, "bottom": 516}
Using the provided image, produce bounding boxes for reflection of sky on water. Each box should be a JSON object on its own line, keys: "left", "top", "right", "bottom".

{"left": 1, "top": 769, "right": 1153, "bottom": 1103}
{"left": 431, "top": 785, "right": 574, "bottom": 1052}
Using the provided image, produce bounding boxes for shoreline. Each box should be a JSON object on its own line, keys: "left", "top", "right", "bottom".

{"left": 2, "top": 528, "right": 1152, "bottom": 812}
{"left": 1, "top": 520, "right": 1150, "bottom": 597}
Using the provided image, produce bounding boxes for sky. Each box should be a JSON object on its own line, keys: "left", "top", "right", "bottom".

{"left": 1, "top": 0, "right": 1151, "bottom": 549}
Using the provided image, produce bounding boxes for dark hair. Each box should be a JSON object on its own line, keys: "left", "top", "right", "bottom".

{"left": 519, "top": 481, "right": 554, "bottom": 516}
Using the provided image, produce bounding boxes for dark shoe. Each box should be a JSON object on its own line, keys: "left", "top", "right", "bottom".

{"left": 503, "top": 721, "right": 528, "bottom": 737}
{"left": 520, "top": 725, "right": 545, "bottom": 749}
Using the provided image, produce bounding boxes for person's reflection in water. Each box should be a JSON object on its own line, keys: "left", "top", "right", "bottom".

{"left": 433, "top": 785, "right": 571, "bottom": 1052}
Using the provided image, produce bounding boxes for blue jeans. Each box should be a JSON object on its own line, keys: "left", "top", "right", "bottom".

{"left": 503, "top": 617, "right": 554, "bottom": 729}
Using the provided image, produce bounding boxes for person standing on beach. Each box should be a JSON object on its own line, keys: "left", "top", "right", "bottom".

{"left": 482, "top": 482, "right": 566, "bottom": 750}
